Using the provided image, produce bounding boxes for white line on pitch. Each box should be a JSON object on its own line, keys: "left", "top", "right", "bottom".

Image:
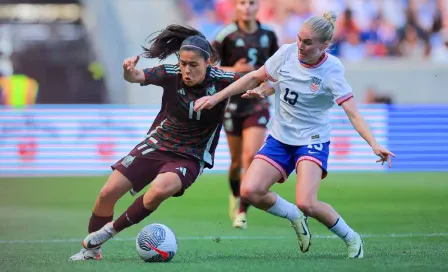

{"left": 0, "top": 233, "right": 447, "bottom": 244}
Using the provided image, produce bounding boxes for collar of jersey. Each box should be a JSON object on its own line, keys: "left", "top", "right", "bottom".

{"left": 298, "top": 52, "right": 328, "bottom": 69}
{"left": 235, "top": 20, "right": 261, "bottom": 35}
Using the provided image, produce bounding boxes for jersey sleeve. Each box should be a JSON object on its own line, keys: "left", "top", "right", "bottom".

{"left": 140, "top": 64, "right": 173, "bottom": 87}
{"left": 221, "top": 72, "right": 242, "bottom": 88}
{"left": 326, "top": 64, "right": 353, "bottom": 106}
{"left": 212, "top": 39, "right": 225, "bottom": 63}
{"left": 212, "top": 24, "right": 238, "bottom": 66}
{"left": 264, "top": 44, "right": 289, "bottom": 82}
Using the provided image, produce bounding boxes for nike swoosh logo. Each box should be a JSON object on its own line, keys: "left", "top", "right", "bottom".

{"left": 85, "top": 240, "right": 100, "bottom": 249}
{"left": 145, "top": 242, "right": 169, "bottom": 261}
{"left": 301, "top": 221, "right": 308, "bottom": 236}
{"left": 308, "top": 151, "right": 318, "bottom": 154}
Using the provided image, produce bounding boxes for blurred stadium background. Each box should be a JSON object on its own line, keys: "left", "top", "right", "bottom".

{"left": 0, "top": 0, "right": 447, "bottom": 271}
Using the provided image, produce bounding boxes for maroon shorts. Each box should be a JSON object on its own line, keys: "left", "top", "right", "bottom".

{"left": 223, "top": 109, "right": 270, "bottom": 136}
{"left": 111, "top": 143, "right": 203, "bottom": 197}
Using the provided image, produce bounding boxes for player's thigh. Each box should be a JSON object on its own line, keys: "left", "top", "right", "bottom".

{"left": 241, "top": 158, "right": 283, "bottom": 196}
{"left": 294, "top": 142, "right": 329, "bottom": 204}
{"left": 295, "top": 160, "right": 323, "bottom": 205}
{"left": 242, "top": 126, "right": 266, "bottom": 163}
{"left": 157, "top": 152, "right": 203, "bottom": 197}
{"left": 99, "top": 170, "right": 133, "bottom": 201}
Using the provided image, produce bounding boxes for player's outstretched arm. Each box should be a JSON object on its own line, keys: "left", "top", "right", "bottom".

{"left": 342, "top": 98, "right": 395, "bottom": 167}
{"left": 123, "top": 55, "right": 145, "bottom": 84}
{"left": 194, "top": 66, "right": 266, "bottom": 111}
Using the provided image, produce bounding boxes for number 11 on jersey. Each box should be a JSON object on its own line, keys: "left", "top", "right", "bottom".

{"left": 189, "top": 101, "right": 201, "bottom": 120}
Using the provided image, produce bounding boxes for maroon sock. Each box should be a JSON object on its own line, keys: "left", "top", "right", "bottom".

{"left": 239, "top": 201, "right": 250, "bottom": 214}
{"left": 113, "top": 196, "right": 153, "bottom": 232}
{"left": 88, "top": 213, "right": 113, "bottom": 233}
{"left": 229, "top": 178, "right": 240, "bottom": 197}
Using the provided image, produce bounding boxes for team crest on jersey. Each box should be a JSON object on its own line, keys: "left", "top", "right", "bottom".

{"left": 309, "top": 77, "right": 322, "bottom": 92}
{"left": 260, "top": 34, "right": 269, "bottom": 48}
{"left": 121, "top": 155, "right": 135, "bottom": 168}
{"left": 206, "top": 85, "right": 217, "bottom": 96}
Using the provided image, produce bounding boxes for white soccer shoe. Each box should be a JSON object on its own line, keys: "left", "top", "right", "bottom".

{"left": 229, "top": 195, "right": 240, "bottom": 222}
{"left": 69, "top": 248, "right": 102, "bottom": 261}
{"left": 291, "top": 215, "right": 312, "bottom": 253}
{"left": 346, "top": 232, "right": 364, "bottom": 259}
{"left": 232, "top": 212, "right": 247, "bottom": 229}
{"left": 82, "top": 222, "right": 117, "bottom": 249}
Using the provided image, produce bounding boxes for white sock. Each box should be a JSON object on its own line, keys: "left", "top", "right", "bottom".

{"left": 266, "top": 194, "right": 300, "bottom": 222}
{"left": 329, "top": 217, "right": 355, "bottom": 242}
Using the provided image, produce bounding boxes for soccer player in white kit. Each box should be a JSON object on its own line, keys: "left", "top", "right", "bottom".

{"left": 195, "top": 12, "right": 395, "bottom": 259}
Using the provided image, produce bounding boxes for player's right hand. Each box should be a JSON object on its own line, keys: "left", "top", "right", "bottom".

{"left": 123, "top": 56, "right": 140, "bottom": 72}
{"left": 194, "top": 95, "right": 217, "bottom": 112}
{"left": 233, "top": 58, "right": 255, "bottom": 73}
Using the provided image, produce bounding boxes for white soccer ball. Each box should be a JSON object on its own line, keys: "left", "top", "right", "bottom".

{"left": 136, "top": 223, "right": 178, "bottom": 262}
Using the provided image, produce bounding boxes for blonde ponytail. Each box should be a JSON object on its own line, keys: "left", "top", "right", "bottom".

{"left": 304, "top": 12, "right": 337, "bottom": 42}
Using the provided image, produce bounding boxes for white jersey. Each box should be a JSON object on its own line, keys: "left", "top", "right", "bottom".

{"left": 264, "top": 42, "right": 353, "bottom": 146}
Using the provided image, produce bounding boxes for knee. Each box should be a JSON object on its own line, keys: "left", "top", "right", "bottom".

{"left": 98, "top": 186, "right": 118, "bottom": 204}
{"left": 240, "top": 184, "right": 265, "bottom": 204}
{"left": 143, "top": 186, "right": 169, "bottom": 210}
{"left": 296, "top": 200, "right": 315, "bottom": 217}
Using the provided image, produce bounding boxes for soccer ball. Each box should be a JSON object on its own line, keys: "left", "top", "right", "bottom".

{"left": 136, "top": 223, "right": 177, "bottom": 262}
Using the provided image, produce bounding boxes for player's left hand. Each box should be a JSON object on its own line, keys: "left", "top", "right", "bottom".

{"left": 372, "top": 145, "right": 395, "bottom": 168}
{"left": 242, "top": 88, "right": 266, "bottom": 99}
{"left": 194, "top": 95, "right": 217, "bottom": 111}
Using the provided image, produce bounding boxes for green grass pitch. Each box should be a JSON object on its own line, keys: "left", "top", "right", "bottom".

{"left": 1, "top": 172, "right": 447, "bottom": 271}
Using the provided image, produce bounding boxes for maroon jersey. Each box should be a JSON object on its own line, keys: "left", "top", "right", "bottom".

{"left": 141, "top": 64, "right": 241, "bottom": 168}
{"left": 213, "top": 21, "right": 278, "bottom": 117}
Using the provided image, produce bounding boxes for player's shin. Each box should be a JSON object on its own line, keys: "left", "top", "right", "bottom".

{"left": 266, "top": 193, "right": 301, "bottom": 221}
{"left": 82, "top": 195, "right": 154, "bottom": 249}
{"left": 113, "top": 195, "right": 154, "bottom": 232}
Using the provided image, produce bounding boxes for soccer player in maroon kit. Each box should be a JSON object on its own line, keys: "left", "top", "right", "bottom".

{"left": 212, "top": 0, "right": 279, "bottom": 229}
{"left": 69, "top": 25, "right": 242, "bottom": 261}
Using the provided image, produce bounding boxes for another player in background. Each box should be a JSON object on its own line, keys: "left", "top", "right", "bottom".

{"left": 195, "top": 12, "right": 395, "bottom": 258}
{"left": 212, "top": 0, "right": 279, "bottom": 229}
{"left": 69, "top": 25, "right": 247, "bottom": 261}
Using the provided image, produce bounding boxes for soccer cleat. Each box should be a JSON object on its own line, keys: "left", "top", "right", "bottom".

{"left": 229, "top": 194, "right": 240, "bottom": 222}
{"left": 82, "top": 222, "right": 117, "bottom": 249}
{"left": 69, "top": 248, "right": 102, "bottom": 261}
{"left": 346, "top": 232, "right": 364, "bottom": 259}
{"left": 232, "top": 212, "right": 247, "bottom": 229}
{"left": 291, "top": 215, "right": 312, "bottom": 253}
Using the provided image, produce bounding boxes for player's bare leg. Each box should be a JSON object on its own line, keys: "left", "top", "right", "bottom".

{"left": 233, "top": 126, "right": 266, "bottom": 229}
{"left": 82, "top": 172, "right": 182, "bottom": 250}
{"left": 69, "top": 170, "right": 133, "bottom": 261}
{"left": 226, "top": 133, "right": 242, "bottom": 222}
{"left": 240, "top": 159, "right": 311, "bottom": 252}
{"left": 295, "top": 160, "right": 363, "bottom": 258}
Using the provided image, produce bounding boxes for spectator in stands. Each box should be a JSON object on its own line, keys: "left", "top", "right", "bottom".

{"left": 430, "top": 27, "right": 448, "bottom": 62}
{"left": 364, "top": 86, "right": 394, "bottom": 104}
{"left": 362, "top": 13, "right": 397, "bottom": 57}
